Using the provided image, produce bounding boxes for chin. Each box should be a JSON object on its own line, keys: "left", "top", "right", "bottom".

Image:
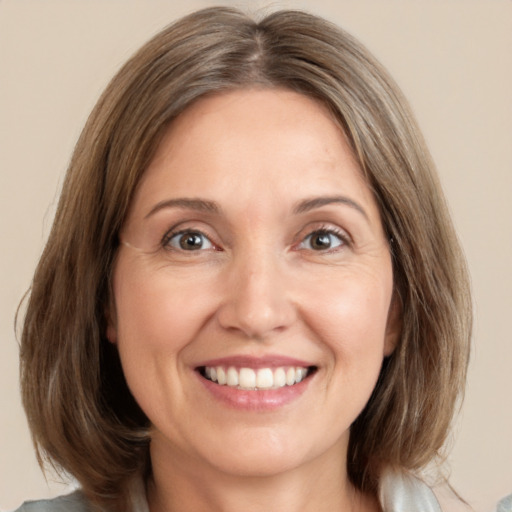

{"left": 207, "top": 447, "right": 309, "bottom": 478}
{"left": 190, "top": 424, "right": 347, "bottom": 480}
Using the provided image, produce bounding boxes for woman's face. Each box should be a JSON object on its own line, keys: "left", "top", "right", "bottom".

{"left": 110, "top": 88, "right": 399, "bottom": 478}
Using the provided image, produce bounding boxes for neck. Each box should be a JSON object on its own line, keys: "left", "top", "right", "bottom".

{"left": 147, "top": 438, "right": 380, "bottom": 512}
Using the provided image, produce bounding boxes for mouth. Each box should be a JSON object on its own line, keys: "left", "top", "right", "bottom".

{"left": 198, "top": 365, "right": 317, "bottom": 391}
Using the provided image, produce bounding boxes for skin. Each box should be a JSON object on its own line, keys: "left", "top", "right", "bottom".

{"left": 108, "top": 88, "right": 399, "bottom": 512}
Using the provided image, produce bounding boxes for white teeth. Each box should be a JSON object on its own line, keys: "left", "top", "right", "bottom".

{"left": 295, "top": 367, "right": 307, "bottom": 383}
{"left": 226, "top": 367, "right": 239, "bottom": 386}
{"left": 217, "top": 367, "right": 227, "bottom": 385}
{"left": 256, "top": 368, "right": 274, "bottom": 389}
{"left": 239, "top": 368, "right": 256, "bottom": 389}
{"left": 286, "top": 367, "right": 296, "bottom": 386}
{"left": 274, "top": 367, "right": 286, "bottom": 388}
{"left": 204, "top": 365, "right": 312, "bottom": 390}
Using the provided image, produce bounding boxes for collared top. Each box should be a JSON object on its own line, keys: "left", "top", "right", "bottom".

{"left": 16, "top": 471, "right": 509, "bottom": 511}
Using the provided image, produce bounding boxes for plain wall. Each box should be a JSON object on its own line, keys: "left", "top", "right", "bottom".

{"left": 1, "top": 1, "right": 511, "bottom": 510}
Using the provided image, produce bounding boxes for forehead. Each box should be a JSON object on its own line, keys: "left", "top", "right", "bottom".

{"left": 162, "top": 87, "right": 344, "bottom": 145}
{"left": 129, "top": 88, "right": 379, "bottom": 223}
{"left": 144, "top": 89, "right": 361, "bottom": 180}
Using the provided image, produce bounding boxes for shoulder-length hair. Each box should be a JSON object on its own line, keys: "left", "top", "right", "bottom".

{"left": 19, "top": 6, "right": 471, "bottom": 510}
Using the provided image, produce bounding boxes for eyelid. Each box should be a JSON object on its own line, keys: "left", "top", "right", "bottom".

{"left": 161, "top": 224, "right": 221, "bottom": 252}
{"left": 293, "top": 223, "right": 352, "bottom": 251}
{"left": 167, "top": 230, "right": 214, "bottom": 251}
{"left": 158, "top": 219, "right": 352, "bottom": 254}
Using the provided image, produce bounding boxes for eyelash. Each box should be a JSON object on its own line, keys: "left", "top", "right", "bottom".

{"left": 161, "top": 225, "right": 351, "bottom": 253}
{"left": 295, "top": 226, "right": 351, "bottom": 253}
{"left": 162, "top": 228, "right": 218, "bottom": 252}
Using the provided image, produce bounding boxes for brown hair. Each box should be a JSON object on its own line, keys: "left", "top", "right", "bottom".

{"left": 19, "top": 6, "right": 471, "bottom": 509}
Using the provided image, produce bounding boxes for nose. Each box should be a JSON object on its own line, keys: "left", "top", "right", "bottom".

{"left": 216, "top": 249, "right": 296, "bottom": 340}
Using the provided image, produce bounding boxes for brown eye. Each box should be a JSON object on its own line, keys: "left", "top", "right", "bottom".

{"left": 166, "top": 231, "right": 214, "bottom": 251}
{"left": 300, "top": 230, "right": 345, "bottom": 251}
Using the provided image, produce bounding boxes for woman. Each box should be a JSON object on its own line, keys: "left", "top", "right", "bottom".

{"left": 17, "top": 7, "right": 472, "bottom": 512}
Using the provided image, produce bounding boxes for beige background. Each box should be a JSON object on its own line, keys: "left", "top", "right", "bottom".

{"left": 1, "top": 1, "right": 511, "bottom": 510}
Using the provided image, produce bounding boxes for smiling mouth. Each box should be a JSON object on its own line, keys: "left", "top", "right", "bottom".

{"left": 198, "top": 365, "right": 317, "bottom": 391}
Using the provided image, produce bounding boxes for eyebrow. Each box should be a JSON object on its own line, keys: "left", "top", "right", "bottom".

{"left": 293, "top": 196, "right": 369, "bottom": 220}
{"left": 145, "top": 195, "right": 368, "bottom": 220}
{"left": 145, "top": 198, "right": 221, "bottom": 219}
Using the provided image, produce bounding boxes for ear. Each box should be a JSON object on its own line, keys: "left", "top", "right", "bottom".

{"left": 106, "top": 322, "right": 117, "bottom": 344}
{"left": 384, "top": 291, "right": 402, "bottom": 356}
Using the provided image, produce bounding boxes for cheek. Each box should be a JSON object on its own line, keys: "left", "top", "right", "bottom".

{"left": 110, "top": 259, "right": 217, "bottom": 400}
{"left": 110, "top": 260, "right": 222, "bottom": 428}
{"left": 291, "top": 269, "right": 393, "bottom": 444}
{"left": 113, "top": 264, "right": 209, "bottom": 348}
{"left": 300, "top": 269, "right": 393, "bottom": 373}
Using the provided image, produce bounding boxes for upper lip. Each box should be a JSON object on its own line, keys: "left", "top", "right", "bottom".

{"left": 195, "top": 355, "right": 315, "bottom": 369}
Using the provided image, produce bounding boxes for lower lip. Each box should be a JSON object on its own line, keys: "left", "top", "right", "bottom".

{"left": 197, "top": 372, "right": 313, "bottom": 411}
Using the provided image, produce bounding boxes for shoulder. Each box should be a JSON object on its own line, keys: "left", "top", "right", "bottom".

{"left": 496, "top": 493, "right": 512, "bottom": 512}
{"left": 379, "top": 469, "right": 442, "bottom": 512}
{"left": 14, "top": 491, "right": 94, "bottom": 512}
